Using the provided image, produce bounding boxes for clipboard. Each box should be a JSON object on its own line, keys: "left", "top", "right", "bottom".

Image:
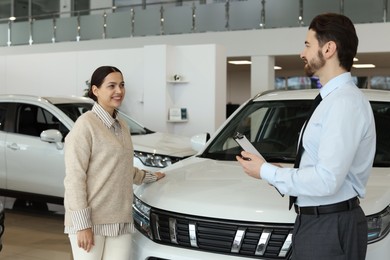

{"left": 233, "top": 132, "right": 264, "bottom": 160}
{"left": 233, "top": 132, "right": 284, "bottom": 197}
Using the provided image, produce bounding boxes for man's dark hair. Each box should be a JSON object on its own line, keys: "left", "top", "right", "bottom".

{"left": 309, "top": 13, "right": 358, "bottom": 72}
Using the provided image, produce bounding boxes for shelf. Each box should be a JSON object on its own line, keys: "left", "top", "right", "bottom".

{"left": 167, "top": 80, "right": 189, "bottom": 84}
{"left": 167, "top": 119, "right": 188, "bottom": 123}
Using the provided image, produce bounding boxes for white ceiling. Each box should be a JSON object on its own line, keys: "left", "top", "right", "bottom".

{"left": 228, "top": 52, "right": 390, "bottom": 75}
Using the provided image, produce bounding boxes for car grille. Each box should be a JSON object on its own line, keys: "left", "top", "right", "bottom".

{"left": 150, "top": 208, "right": 294, "bottom": 259}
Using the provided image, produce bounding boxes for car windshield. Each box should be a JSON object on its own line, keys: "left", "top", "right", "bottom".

{"left": 54, "top": 103, "right": 151, "bottom": 135}
{"left": 201, "top": 99, "right": 390, "bottom": 167}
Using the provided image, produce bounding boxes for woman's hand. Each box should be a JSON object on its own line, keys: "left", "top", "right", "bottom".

{"left": 77, "top": 228, "right": 94, "bottom": 252}
{"left": 155, "top": 171, "right": 166, "bottom": 180}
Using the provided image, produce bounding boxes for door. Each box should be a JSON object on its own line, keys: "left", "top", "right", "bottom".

{"left": 5, "top": 103, "right": 68, "bottom": 199}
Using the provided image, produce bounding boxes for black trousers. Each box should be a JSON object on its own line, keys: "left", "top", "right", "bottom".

{"left": 291, "top": 206, "right": 367, "bottom": 260}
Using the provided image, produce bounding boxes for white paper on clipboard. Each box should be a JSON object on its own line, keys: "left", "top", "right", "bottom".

{"left": 233, "top": 132, "right": 265, "bottom": 160}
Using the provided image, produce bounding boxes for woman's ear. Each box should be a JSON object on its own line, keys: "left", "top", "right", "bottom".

{"left": 92, "top": 85, "right": 99, "bottom": 97}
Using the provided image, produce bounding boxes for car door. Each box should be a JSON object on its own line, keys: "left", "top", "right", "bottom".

{"left": 4, "top": 103, "right": 68, "bottom": 200}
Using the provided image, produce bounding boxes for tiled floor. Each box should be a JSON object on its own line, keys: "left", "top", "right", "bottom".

{"left": 1, "top": 197, "right": 72, "bottom": 260}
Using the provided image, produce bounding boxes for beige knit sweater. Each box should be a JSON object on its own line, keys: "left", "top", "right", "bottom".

{"left": 64, "top": 111, "right": 145, "bottom": 228}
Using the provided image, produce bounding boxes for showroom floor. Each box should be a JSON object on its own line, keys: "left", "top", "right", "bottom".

{"left": 1, "top": 197, "right": 72, "bottom": 260}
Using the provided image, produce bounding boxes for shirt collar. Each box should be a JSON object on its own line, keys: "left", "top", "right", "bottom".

{"left": 92, "top": 102, "right": 118, "bottom": 129}
{"left": 320, "top": 72, "right": 354, "bottom": 99}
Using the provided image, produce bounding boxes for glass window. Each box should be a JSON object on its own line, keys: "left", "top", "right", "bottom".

{"left": 0, "top": 0, "right": 11, "bottom": 20}
{"left": 32, "top": 0, "right": 60, "bottom": 20}
{"left": 202, "top": 100, "right": 312, "bottom": 162}
{"left": 370, "top": 76, "right": 390, "bottom": 90}
{"left": 287, "top": 77, "right": 312, "bottom": 90}
{"left": 16, "top": 104, "right": 67, "bottom": 138}
{"left": 0, "top": 104, "right": 7, "bottom": 131}
{"left": 371, "top": 102, "right": 390, "bottom": 166}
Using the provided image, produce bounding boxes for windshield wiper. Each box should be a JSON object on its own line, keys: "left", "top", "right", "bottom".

{"left": 265, "top": 156, "right": 295, "bottom": 163}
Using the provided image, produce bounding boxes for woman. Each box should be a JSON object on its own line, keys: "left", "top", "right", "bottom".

{"left": 64, "top": 66, "right": 165, "bottom": 259}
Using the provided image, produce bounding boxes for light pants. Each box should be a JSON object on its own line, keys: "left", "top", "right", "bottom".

{"left": 69, "top": 233, "right": 132, "bottom": 260}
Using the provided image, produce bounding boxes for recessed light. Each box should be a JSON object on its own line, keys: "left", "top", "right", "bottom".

{"left": 274, "top": 66, "right": 282, "bottom": 70}
{"left": 352, "top": 64, "right": 376, "bottom": 69}
{"left": 9, "top": 16, "right": 16, "bottom": 21}
{"left": 228, "top": 60, "right": 251, "bottom": 65}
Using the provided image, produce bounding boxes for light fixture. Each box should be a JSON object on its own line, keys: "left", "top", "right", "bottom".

{"left": 9, "top": 16, "right": 16, "bottom": 21}
{"left": 228, "top": 60, "right": 251, "bottom": 65}
{"left": 353, "top": 57, "right": 359, "bottom": 62}
{"left": 352, "top": 64, "right": 376, "bottom": 69}
{"left": 274, "top": 66, "right": 282, "bottom": 70}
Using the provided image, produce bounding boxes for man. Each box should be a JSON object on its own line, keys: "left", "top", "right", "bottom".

{"left": 236, "top": 13, "right": 376, "bottom": 260}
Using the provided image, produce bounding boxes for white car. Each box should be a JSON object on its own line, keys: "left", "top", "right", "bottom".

{"left": 0, "top": 94, "right": 195, "bottom": 209}
{"left": 133, "top": 89, "right": 390, "bottom": 259}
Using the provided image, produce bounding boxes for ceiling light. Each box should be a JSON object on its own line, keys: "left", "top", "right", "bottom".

{"left": 274, "top": 66, "right": 282, "bottom": 70}
{"left": 9, "top": 16, "right": 16, "bottom": 21}
{"left": 353, "top": 57, "right": 359, "bottom": 62}
{"left": 352, "top": 64, "right": 376, "bottom": 69}
{"left": 228, "top": 60, "right": 251, "bottom": 65}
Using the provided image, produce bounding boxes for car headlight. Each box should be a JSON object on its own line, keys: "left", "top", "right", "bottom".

{"left": 133, "top": 196, "right": 153, "bottom": 239}
{"left": 367, "top": 206, "right": 390, "bottom": 243}
{"left": 134, "top": 151, "right": 181, "bottom": 168}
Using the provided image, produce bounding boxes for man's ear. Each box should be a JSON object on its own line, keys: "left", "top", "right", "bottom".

{"left": 323, "top": 41, "right": 337, "bottom": 58}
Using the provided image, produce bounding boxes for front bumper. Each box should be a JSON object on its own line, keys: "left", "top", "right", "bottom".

{"left": 132, "top": 228, "right": 390, "bottom": 260}
{"left": 132, "top": 229, "right": 268, "bottom": 260}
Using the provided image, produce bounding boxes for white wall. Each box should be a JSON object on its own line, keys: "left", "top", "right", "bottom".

{"left": 1, "top": 22, "right": 390, "bottom": 135}
{"left": 0, "top": 44, "right": 225, "bottom": 137}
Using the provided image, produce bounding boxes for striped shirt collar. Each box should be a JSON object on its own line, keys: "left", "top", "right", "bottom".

{"left": 92, "top": 102, "right": 118, "bottom": 129}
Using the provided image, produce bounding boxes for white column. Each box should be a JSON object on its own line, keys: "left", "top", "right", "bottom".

{"left": 60, "top": 0, "right": 71, "bottom": 17}
{"left": 250, "top": 56, "right": 275, "bottom": 97}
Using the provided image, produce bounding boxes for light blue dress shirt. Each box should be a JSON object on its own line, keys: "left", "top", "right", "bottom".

{"left": 261, "top": 72, "right": 376, "bottom": 207}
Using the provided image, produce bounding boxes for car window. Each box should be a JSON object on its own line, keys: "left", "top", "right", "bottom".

{"left": 0, "top": 104, "right": 6, "bottom": 131}
{"left": 16, "top": 104, "right": 67, "bottom": 138}
{"left": 201, "top": 99, "right": 390, "bottom": 167}
{"left": 371, "top": 102, "right": 390, "bottom": 166}
{"left": 55, "top": 103, "right": 92, "bottom": 122}
{"left": 118, "top": 111, "right": 150, "bottom": 135}
{"left": 54, "top": 103, "right": 150, "bottom": 135}
{"left": 203, "top": 100, "right": 312, "bottom": 162}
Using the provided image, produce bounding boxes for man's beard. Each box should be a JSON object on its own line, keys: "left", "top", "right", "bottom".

{"left": 304, "top": 50, "right": 325, "bottom": 77}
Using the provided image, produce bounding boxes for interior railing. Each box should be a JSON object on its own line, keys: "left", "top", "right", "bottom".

{"left": 0, "top": 0, "right": 388, "bottom": 47}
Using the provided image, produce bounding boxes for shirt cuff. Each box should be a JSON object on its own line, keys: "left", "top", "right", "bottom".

{"left": 143, "top": 171, "right": 158, "bottom": 183}
{"left": 260, "top": 162, "right": 278, "bottom": 185}
{"left": 70, "top": 207, "right": 92, "bottom": 231}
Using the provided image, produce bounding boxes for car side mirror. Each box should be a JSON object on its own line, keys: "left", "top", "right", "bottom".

{"left": 40, "top": 129, "right": 64, "bottom": 150}
{"left": 190, "top": 133, "right": 210, "bottom": 152}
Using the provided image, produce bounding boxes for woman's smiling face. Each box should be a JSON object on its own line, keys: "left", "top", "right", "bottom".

{"left": 92, "top": 71, "right": 125, "bottom": 116}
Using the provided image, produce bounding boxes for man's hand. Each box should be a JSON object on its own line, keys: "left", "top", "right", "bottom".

{"left": 77, "top": 228, "right": 94, "bottom": 252}
{"left": 236, "top": 151, "right": 266, "bottom": 179}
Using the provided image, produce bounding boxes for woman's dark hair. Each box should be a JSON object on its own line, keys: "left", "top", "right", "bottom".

{"left": 88, "top": 66, "right": 122, "bottom": 101}
{"left": 309, "top": 13, "right": 358, "bottom": 72}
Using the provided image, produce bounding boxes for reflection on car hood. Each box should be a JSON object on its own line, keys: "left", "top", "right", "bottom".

{"left": 131, "top": 132, "right": 195, "bottom": 158}
{"left": 135, "top": 157, "right": 297, "bottom": 223}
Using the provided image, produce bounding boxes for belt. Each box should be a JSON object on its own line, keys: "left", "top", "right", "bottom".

{"left": 294, "top": 197, "right": 360, "bottom": 215}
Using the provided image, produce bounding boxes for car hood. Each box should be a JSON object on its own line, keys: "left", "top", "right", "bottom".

{"left": 131, "top": 132, "right": 195, "bottom": 158}
{"left": 135, "top": 157, "right": 390, "bottom": 223}
{"left": 135, "top": 157, "right": 297, "bottom": 223}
